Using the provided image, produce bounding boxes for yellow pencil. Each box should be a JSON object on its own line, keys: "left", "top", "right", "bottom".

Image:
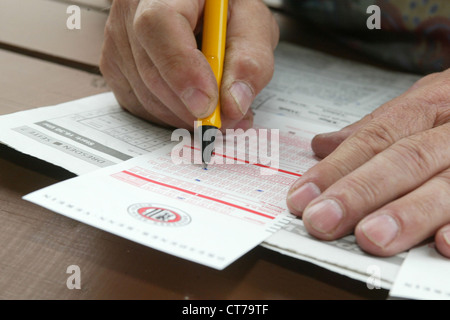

{"left": 198, "top": 0, "right": 228, "bottom": 168}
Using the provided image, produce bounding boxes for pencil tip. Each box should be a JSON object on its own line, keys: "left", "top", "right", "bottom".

{"left": 199, "top": 125, "right": 217, "bottom": 168}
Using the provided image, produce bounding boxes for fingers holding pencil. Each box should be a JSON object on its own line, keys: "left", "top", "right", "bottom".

{"left": 100, "top": 0, "right": 279, "bottom": 131}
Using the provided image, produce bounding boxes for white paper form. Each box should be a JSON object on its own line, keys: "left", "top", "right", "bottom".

{"left": 21, "top": 107, "right": 327, "bottom": 270}
{"left": 255, "top": 43, "right": 420, "bottom": 128}
{"left": 389, "top": 244, "right": 450, "bottom": 300}
{"left": 262, "top": 219, "right": 406, "bottom": 289}
{"left": 0, "top": 92, "right": 172, "bottom": 175}
{"left": 24, "top": 141, "right": 296, "bottom": 270}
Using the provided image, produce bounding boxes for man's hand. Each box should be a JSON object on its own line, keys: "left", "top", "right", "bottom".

{"left": 99, "top": 0, "right": 279, "bottom": 130}
{"left": 287, "top": 69, "right": 450, "bottom": 258}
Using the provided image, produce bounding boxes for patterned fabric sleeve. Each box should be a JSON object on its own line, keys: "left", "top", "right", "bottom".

{"left": 283, "top": 0, "right": 450, "bottom": 74}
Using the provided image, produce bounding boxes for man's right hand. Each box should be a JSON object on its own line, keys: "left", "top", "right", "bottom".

{"left": 99, "top": 0, "right": 279, "bottom": 130}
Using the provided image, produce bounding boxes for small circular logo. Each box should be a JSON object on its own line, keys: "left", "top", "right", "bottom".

{"left": 128, "top": 203, "right": 191, "bottom": 227}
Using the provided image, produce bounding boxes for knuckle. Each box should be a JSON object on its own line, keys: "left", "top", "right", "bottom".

{"left": 320, "top": 156, "right": 355, "bottom": 180}
{"left": 352, "top": 121, "right": 398, "bottom": 157}
{"left": 411, "top": 71, "right": 450, "bottom": 120}
{"left": 424, "top": 80, "right": 450, "bottom": 107}
{"left": 228, "top": 43, "right": 275, "bottom": 89}
{"left": 133, "top": 9, "right": 154, "bottom": 35}
{"left": 342, "top": 175, "right": 380, "bottom": 207}
{"left": 103, "top": 18, "right": 115, "bottom": 37}
{"left": 437, "top": 71, "right": 450, "bottom": 89}
{"left": 238, "top": 53, "right": 266, "bottom": 77}
{"left": 107, "top": 0, "right": 139, "bottom": 34}
{"left": 133, "top": 1, "right": 171, "bottom": 35}
{"left": 390, "top": 135, "right": 438, "bottom": 177}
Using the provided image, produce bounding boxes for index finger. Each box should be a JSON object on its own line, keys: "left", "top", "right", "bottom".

{"left": 133, "top": 0, "right": 218, "bottom": 119}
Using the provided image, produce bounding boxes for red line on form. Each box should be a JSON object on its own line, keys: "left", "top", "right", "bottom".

{"left": 122, "top": 170, "right": 275, "bottom": 220}
{"left": 188, "top": 146, "right": 302, "bottom": 177}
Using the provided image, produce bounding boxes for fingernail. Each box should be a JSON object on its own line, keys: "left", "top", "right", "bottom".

{"left": 442, "top": 228, "right": 450, "bottom": 247}
{"left": 287, "top": 182, "right": 321, "bottom": 213}
{"left": 181, "top": 88, "right": 212, "bottom": 118}
{"left": 229, "top": 81, "right": 253, "bottom": 115}
{"left": 361, "top": 214, "right": 399, "bottom": 248}
{"left": 304, "top": 199, "right": 343, "bottom": 234}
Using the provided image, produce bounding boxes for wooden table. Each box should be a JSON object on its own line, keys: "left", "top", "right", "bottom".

{"left": 0, "top": 0, "right": 389, "bottom": 300}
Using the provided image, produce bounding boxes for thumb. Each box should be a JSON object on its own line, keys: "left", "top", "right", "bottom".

{"left": 220, "top": 0, "right": 279, "bottom": 123}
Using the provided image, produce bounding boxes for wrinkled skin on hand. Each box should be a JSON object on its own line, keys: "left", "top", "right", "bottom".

{"left": 100, "top": 0, "right": 279, "bottom": 131}
{"left": 287, "top": 69, "right": 450, "bottom": 258}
